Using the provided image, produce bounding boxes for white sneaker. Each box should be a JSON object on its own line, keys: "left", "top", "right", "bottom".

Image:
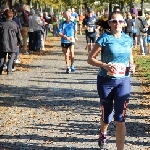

{"left": 14, "top": 59, "right": 20, "bottom": 64}
{"left": 12, "top": 68, "right": 16, "bottom": 72}
{"left": 24, "top": 51, "right": 29, "bottom": 55}
{"left": 142, "top": 53, "right": 145, "bottom": 56}
{"left": 3, "top": 66, "right": 7, "bottom": 70}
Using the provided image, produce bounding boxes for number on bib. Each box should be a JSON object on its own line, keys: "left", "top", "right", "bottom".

{"left": 107, "top": 63, "right": 126, "bottom": 77}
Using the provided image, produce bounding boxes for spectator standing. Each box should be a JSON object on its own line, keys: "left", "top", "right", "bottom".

{"left": 39, "top": 12, "right": 46, "bottom": 51}
{"left": 132, "top": 13, "right": 138, "bottom": 48}
{"left": 1, "top": 7, "right": 22, "bottom": 70}
{"left": 28, "top": 9, "right": 35, "bottom": 52}
{"left": 125, "top": 13, "right": 133, "bottom": 37}
{"left": 0, "top": 5, "right": 9, "bottom": 70}
{"left": 17, "top": 4, "right": 29, "bottom": 55}
{"left": 146, "top": 12, "right": 150, "bottom": 54}
{"left": 12, "top": 8, "right": 22, "bottom": 71}
{"left": 0, "top": 9, "right": 22, "bottom": 75}
{"left": 32, "top": 10, "right": 44, "bottom": 52}
{"left": 43, "top": 12, "right": 51, "bottom": 40}
{"left": 135, "top": 11, "right": 148, "bottom": 55}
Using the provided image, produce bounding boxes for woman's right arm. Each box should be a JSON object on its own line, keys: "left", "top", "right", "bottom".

{"left": 87, "top": 43, "right": 116, "bottom": 72}
{"left": 87, "top": 43, "right": 106, "bottom": 67}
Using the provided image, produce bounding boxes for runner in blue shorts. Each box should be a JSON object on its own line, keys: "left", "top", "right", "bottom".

{"left": 87, "top": 11, "right": 135, "bottom": 150}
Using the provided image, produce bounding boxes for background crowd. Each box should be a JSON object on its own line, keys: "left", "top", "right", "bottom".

{"left": 0, "top": 3, "right": 150, "bottom": 75}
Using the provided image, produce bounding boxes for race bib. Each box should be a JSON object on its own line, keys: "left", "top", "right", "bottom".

{"left": 88, "top": 27, "right": 94, "bottom": 32}
{"left": 107, "top": 63, "right": 126, "bottom": 77}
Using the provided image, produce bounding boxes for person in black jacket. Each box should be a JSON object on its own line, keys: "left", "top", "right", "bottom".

{"left": 0, "top": 5, "right": 9, "bottom": 70}
{"left": 0, "top": 9, "right": 22, "bottom": 75}
{"left": 95, "top": 10, "right": 110, "bottom": 35}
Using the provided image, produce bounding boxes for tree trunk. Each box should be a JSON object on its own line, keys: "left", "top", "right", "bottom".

{"left": 120, "top": 1, "right": 124, "bottom": 12}
{"left": 130, "top": 0, "right": 133, "bottom": 13}
{"left": 109, "top": 2, "right": 112, "bottom": 13}
{"left": 141, "top": 0, "right": 144, "bottom": 16}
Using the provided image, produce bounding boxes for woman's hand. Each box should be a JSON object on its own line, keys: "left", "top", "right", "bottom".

{"left": 129, "top": 64, "right": 135, "bottom": 74}
{"left": 103, "top": 63, "right": 117, "bottom": 73}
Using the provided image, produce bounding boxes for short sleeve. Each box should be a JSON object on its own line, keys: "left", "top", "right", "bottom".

{"left": 96, "top": 33, "right": 107, "bottom": 47}
{"left": 75, "top": 13, "right": 78, "bottom": 18}
{"left": 58, "top": 22, "right": 63, "bottom": 33}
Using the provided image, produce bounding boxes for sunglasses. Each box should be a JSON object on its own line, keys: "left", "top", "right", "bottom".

{"left": 109, "top": 19, "right": 124, "bottom": 24}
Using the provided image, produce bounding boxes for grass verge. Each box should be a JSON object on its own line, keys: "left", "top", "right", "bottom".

{"left": 134, "top": 55, "right": 150, "bottom": 80}
{"left": 133, "top": 47, "right": 150, "bottom": 103}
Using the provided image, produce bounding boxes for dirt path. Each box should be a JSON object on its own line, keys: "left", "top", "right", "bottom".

{"left": 0, "top": 35, "right": 149, "bottom": 150}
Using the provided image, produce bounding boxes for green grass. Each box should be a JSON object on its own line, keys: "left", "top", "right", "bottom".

{"left": 135, "top": 56, "right": 150, "bottom": 80}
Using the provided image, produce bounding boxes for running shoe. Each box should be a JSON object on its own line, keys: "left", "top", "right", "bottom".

{"left": 66, "top": 68, "right": 71, "bottom": 74}
{"left": 70, "top": 65, "right": 75, "bottom": 72}
{"left": 98, "top": 131, "right": 107, "bottom": 149}
{"left": 14, "top": 59, "right": 20, "bottom": 64}
{"left": 12, "top": 68, "right": 16, "bottom": 72}
{"left": 3, "top": 65, "right": 7, "bottom": 70}
{"left": 24, "top": 51, "right": 29, "bottom": 55}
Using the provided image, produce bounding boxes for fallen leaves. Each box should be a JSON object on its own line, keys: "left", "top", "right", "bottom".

{"left": 15, "top": 36, "right": 60, "bottom": 72}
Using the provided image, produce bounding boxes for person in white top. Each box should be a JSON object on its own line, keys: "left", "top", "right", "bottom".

{"left": 31, "top": 10, "right": 44, "bottom": 52}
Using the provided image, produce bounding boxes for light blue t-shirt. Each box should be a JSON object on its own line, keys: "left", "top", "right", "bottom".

{"left": 58, "top": 21, "right": 77, "bottom": 43}
{"left": 96, "top": 31, "right": 133, "bottom": 78}
{"left": 71, "top": 12, "right": 78, "bottom": 19}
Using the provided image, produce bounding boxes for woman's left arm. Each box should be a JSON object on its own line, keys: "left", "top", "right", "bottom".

{"left": 129, "top": 48, "right": 134, "bottom": 64}
{"left": 129, "top": 48, "right": 135, "bottom": 73}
